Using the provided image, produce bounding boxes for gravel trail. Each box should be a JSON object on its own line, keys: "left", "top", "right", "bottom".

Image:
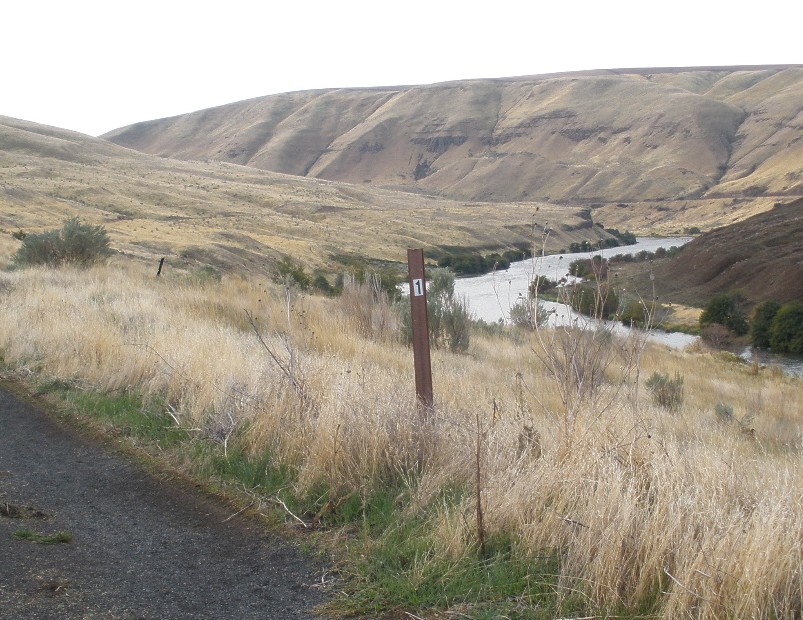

{"left": 0, "top": 381, "right": 331, "bottom": 619}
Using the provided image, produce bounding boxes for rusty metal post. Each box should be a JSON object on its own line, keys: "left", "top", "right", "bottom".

{"left": 407, "top": 248, "right": 434, "bottom": 413}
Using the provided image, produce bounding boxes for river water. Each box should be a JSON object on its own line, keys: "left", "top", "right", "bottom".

{"left": 739, "top": 347, "right": 803, "bottom": 378}
{"left": 453, "top": 236, "right": 803, "bottom": 377}
{"left": 453, "top": 237, "right": 691, "bottom": 326}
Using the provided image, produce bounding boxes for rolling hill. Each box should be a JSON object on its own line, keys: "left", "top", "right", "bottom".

{"left": 3, "top": 66, "right": 801, "bottom": 284}
{"left": 655, "top": 197, "right": 803, "bottom": 306}
{"left": 0, "top": 116, "right": 611, "bottom": 274}
{"left": 104, "top": 65, "right": 803, "bottom": 234}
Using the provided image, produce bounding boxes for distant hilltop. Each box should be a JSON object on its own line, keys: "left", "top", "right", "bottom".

{"left": 104, "top": 65, "right": 803, "bottom": 210}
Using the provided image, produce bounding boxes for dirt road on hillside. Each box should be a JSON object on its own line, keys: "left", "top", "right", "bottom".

{"left": 0, "top": 382, "right": 331, "bottom": 619}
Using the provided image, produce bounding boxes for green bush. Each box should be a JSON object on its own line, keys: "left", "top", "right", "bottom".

{"left": 440, "top": 294, "right": 471, "bottom": 352}
{"left": 568, "top": 255, "right": 608, "bottom": 279}
{"left": 604, "top": 228, "right": 637, "bottom": 245}
{"left": 192, "top": 265, "right": 222, "bottom": 284}
{"left": 13, "top": 218, "right": 113, "bottom": 268}
{"left": 620, "top": 300, "right": 649, "bottom": 327}
{"left": 700, "top": 292, "right": 748, "bottom": 336}
{"left": 714, "top": 401, "right": 734, "bottom": 424}
{"left": 312, "top": 273, "right": 335, "bottom": 296}
{"left": 398, "top": 268, "right": 471, "bottom": 352}
{"left": 274, "top": 257, "right": 310, "bottom": 290}
{"left": 437, "top": 251, "right": 508, "bottom": 276}
{"left": 509, "top": 296, "right": 549, "bottom": 330}
{"left": 528, "top": 276, "right": 558, "bottom": 297}
{"left": 769, "top": 301, "right": 803, "bottom": 355}
{"left": 645, "top": 371, "right": 684, "bottom": 411}
{"left": 751, "top": 301, "right": 781, "bottom": 349}
{"left": 428, "top": 268, "right": 471, "bottom": 352}
{"left": 570, "top": 283, "right": 619, "bottom": 320}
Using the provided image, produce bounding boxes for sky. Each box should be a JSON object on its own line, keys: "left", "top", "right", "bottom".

{"left": 3, "top": 0, "right": 801, "bottom": 137}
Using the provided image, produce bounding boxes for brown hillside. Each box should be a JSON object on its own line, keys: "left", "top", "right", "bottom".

{"left": 654, "top": 197, "right": 803, "bottom": 306}
{"left": 104, "top": 66, "right": 803, "bottom": 219}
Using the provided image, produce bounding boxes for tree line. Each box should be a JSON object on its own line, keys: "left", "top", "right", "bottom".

{"left": 701, "top": 292, "right": 803, "bottom": 355}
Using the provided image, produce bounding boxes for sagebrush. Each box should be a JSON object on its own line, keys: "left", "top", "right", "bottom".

{"left": 12, "top": 218, "right": 113, "bottom": 268}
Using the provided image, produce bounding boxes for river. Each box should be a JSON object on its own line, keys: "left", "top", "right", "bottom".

{"left": 453, "top": 237, "right": 691, "bottom": 325}
{"left": 453, "top": 236, "right": 803, "bottom": 377}
{"left": 739, "top": 347, "right": 803, "bottom": 378}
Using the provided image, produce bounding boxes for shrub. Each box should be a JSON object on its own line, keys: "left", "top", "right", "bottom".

{"left": 619, "top": 299, "right": 649, "bottom": 328}
{"left": 604, "top": 228, "right": 637, "bottom": 245}
{"left": 13, "top": 218, "right": 113, "bottom": 268}
{"left": 700, "top": 292, "right": 748, "bottom": 336}
{"left": 398, "top": 268, "right": 471, "bottom": 352}
{"left": 569, "top": 283, "right": 619, "bottom": 320}
{"left": 528, "top": 276, "right": 558, "bottom": 297}
{"left": 502, "top": 247, "right": 529, "bottom": 263}
{"left": 509, "top": 296, "right": 549, "bottom": 330}
{"left": 437, "top": 251, "right": 512, "bottom": 276}
{"left": 192, "top": 265, "right": 222, "bottom": 284}
{"left": 751, "top": 301, "right": 781, "bottom": 349}
{"left": 274, "top": 257, "right": 310, "bottom": 290}
{"left": 312, "top": 273, "right": 335, "bottom": 296}
{"left": 714, "top": 401, "right": 734, "bottom": 424}
{"left": 769, "top": 301, "right": 803, "bottom": 354}
{"left": 701, "top": 323, "right": 735, "bottom": 349}
{"left": 440, "top": 294, "right": 471, "bottom": 352}
{"left": 568, "top": 241, "right": 594, "bottom": 253}
{"left": 645, "top": 371, "right": 684, "bottom": 411}
{"left": 568, "top": 255, "right": 608, "bottom": 279}
{"left": 428, "top": 269, "right": 471, "bottom": 352}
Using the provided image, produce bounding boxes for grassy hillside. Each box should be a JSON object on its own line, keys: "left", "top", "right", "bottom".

{"left": 0, "top": 260, "right": 800, "bottom": 618}
{"left": 646, "top": 198, "right": 803, "bottom": 307}
{"left": 0, "top": 116, "right": 613, "bottom": 275}
{"left": 104, "top": 66, "right": 803, "bottom": 233}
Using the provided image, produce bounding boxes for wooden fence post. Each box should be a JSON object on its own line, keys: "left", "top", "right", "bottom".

{"left": 407, "top": 249, "right": 434, "bottom": 414}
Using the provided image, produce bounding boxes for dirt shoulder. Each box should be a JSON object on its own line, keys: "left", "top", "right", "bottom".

{"left": 0, "top": 381, "right": 331, "bottom": 619}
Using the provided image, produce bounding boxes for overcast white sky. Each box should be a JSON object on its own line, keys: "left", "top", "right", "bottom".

{"left": 3, "top": 0, "right": 801, "bottom": 136}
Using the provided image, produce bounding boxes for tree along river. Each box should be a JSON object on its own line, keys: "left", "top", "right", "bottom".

{"left": 451, "top": 237, "right": 803, "bottom": 377}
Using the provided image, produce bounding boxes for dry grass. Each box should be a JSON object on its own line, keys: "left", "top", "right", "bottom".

{"left": 662, "top": 303, "right": 702, "bottom": 327}
{"left": 0, "top": 261, "right": 800, "bottom": 618}
{"left": 0, "top": 116, "right": 610, "bottom": 276}
{"left": 103, "top": 68, "right": 803, "bottom": 212}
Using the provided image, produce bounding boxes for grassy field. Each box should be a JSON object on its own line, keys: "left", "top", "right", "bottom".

{"left": 0, "top": 116, "right": 615, "bottom": 278}
{"left": 0, "top": 258, "right": 800, "bottom": 618}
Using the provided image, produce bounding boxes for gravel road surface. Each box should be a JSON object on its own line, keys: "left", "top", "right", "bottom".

{"left": 0, "top": 381, "right": 331, "bottom": 619}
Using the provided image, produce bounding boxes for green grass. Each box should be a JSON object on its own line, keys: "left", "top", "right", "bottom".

{"left": 43, "top": 385, "right": 190, "bottom": 447}
{"left": 338, "top": 516, "right": 587, "bottom": 619}
{"left": 658, "top": 322, "right": 700, "bottom": 335}
{"left": 195, "top": 443, "right": 298, "bottom": 510}
{"left": 13, "top": 529, "right": 73, "bottom": 544}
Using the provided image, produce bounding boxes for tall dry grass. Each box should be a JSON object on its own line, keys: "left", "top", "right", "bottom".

{"left": 0, "top": 261, "right": 800, "bottom": 618}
